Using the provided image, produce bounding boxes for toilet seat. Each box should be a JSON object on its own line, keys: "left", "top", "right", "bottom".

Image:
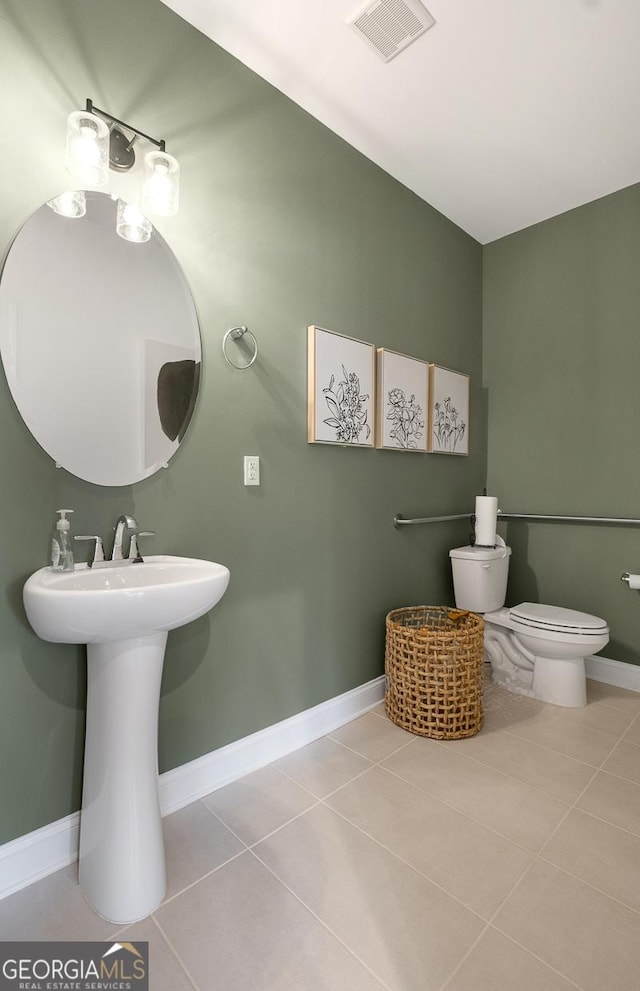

{"left": 509, "top": 601, "right": 609, "bottom": 644}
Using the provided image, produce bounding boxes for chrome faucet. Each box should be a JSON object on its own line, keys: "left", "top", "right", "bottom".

{"left": 111, "top": 514, "right": 139, "bottom": 561}
{"left": 74, "top": 516, "right": 154, "bottom": 567}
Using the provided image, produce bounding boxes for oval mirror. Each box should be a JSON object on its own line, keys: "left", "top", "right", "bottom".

{"left": 0, "top": 192, "right": 201, "bottom": 486}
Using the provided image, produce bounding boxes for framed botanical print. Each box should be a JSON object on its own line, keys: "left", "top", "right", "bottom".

{"left": 307, "top": 325, "right": 375, "bottom": 447}
{"left": 428, "top": 365, "right": 469, "bottom": 456}
{"left": 376, "top": 348, "right": 428, "bottom": 452}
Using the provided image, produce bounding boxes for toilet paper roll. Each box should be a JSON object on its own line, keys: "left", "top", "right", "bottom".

{"left": 628, "top": 574, "right": 640, "bottom": 590}
{"left": 475, "top": 495, "right": 499, "bottom": 546}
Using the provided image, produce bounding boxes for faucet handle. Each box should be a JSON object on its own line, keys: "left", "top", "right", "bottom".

{"left": 129, "top": 531, "right": 155, "bottom": 563}
{"left": 74, "top": 535, "right": 105, "bottom": 568}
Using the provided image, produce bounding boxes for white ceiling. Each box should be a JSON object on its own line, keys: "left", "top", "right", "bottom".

{"left": 161, "top": 0, "right": 640, "bottom": 243}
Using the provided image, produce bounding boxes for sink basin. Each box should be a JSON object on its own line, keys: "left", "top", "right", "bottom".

{"left": 23, "top": 554, "right": 230, "bottom": 643}
{"left": 23, "top": 552, "right": 230, "bottom": 926}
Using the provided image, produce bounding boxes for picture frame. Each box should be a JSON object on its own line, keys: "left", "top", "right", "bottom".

{"left": 428, "top": 365, "right": 470, "bottom": 456}
{"left": 375, "top": 348, "right": 429, "bottom": 452}
{"left": 307, "top": 326, "right": 376, "bottom": 447}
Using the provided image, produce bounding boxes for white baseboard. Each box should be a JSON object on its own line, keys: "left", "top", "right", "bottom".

{"left": 0, "top": 812, "right": 80, "bottom": 902}
{"left": 0, "top": 675, "right": 385, "bottom": 901}
{"left": 586, "top": 653, "right": 640, "bottom": 692}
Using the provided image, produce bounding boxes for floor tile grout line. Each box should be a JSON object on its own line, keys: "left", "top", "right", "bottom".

{"left": 199, "top": 765, "right": 383, "bottom": 855}
{"left": 268, "top": 763, "right": 334, "bottom": 800}
{"left": 108, "top": 912, "right": 202, "bottom": 991}
{"left": 162, "top": 794, "right": 332, "bottom": 905}
{"left": 436, "top": 724, "right": 595, "bottom": 765}
{"left": 369, "top": 708, "right": 389, "bottom": 721}
{"left": 424, "top": 735, "right": 597, "bottom": 806}
{"left": 620, "top": 707, "right": 640, "bottom": 743}
{"left": 592, "top": 761, "right": 640, "bottom": 788}
{"left": 534, "top": 766, "right": 601, "bottom": 854}
{"left": 438, "top": 847, "right": 594, "bottom": 991}
{"left": 148, "top": 913, "right": 202, "bottom": 991}
{"left": 534, "top": 851, "right": 640, "bottom": 918}
{"left": 499, "top": 722, "right": 621, "bottom": 766}
{"left": 156, "top": 846, "right": 247, "bottom": 910}
{"left": 436, "top": 921, "right": 492, "bottom": 991}
{"left": 483, "top": 923, "right": 587, "bottom": 991}
{"left": 491, "top": 883, "right": 640, "bottom": 988}
{"left": 377, "top": 762, "right": 556, "bottom": 858}
{"left": 247, "top": 845, "right": 395, "bottom": 991}
{"left": 436, "top": 859, "right": 570, "bottom": 991}
{"left": 196, "top": 799, "right": 251, "bottom": 849}
{"left": 318, "top": 800, "right": 490, "bottom": 923}
{"left": 559, "top": 706, "right": 638, "bottom": 737}
{"left": 587, "top": 697, "right": 640, "bottom": 716}
{"left": 198, "top": 761, "right": 389, "bottom": 856}
{"left": 272, "top": 760, "right": 377, "bottom": 804}
{"left": 536, "top": 723, "right": 626, "bottom": 859}
{"left": 559, "top": 798, "right": 640, "bottom": 842}
{"left": 244, "top": 799, "right": 323, "bottom": 851}
{"left": 438, "top": 859, "right": 584, "bottom": 991}
{"left": 324, "top": 731, "right": 416, "bottom": 766}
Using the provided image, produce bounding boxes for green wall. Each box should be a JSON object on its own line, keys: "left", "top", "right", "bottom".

{"left": 484, "top": 183, "right": 640, "bottom": 665}
{"left": 0, "top": 0, "right": 483, "bottom": 843}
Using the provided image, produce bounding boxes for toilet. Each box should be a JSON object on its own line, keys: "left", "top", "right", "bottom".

{"left": 449, "top": 540, "right": 609, "bottom": 707}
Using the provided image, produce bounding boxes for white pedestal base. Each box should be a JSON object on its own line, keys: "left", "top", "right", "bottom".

{"left": 78, "top": 632, "right": 168, "bottom": 924}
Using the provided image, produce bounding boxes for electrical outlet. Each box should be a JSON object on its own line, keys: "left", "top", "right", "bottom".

{"left": 243, "top": 455, "right": 260, "bottom": 486}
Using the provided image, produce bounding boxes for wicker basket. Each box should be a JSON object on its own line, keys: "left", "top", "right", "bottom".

{"left": 385, "top": 606, "right": 484, "bottom": 740}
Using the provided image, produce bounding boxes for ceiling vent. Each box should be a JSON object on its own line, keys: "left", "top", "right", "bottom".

{"left": 347, "top": 0, "right": 435, "bottom": 63}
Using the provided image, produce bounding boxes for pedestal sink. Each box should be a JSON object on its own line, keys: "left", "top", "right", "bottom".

{"left": 23, "top": 555, "right": 230, "bottom": 924}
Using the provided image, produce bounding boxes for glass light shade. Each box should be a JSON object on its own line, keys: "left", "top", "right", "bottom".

{"left": 65, "top": 111, "right": 109, "bottom": 186}
{"left": 116, "top": 200, "right": 152, "bottom": 243}
{"left": 142, "top": 150, "right": 180, "bottom": 216}
{"left": 47, "top": 190, "right": 87, "bottom": 218}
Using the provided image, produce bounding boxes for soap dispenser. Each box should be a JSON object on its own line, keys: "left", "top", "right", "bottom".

{"left": 51, "top": 509, "right": 75, "bottom": 572}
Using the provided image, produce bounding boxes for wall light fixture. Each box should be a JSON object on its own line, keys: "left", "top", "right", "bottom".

{"left": 52, "top": 99, "right": 180, "bottom": 242}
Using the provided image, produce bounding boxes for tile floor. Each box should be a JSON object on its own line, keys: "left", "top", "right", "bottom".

{"left": 2, "top": 672, "right": 640, "bottom": 990}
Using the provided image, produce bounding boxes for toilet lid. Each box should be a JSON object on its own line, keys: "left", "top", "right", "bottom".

{"left": 510, "top": 602, "right": 608, "bottom": 634}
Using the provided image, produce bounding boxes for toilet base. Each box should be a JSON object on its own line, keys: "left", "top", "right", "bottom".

{"left": 532, "top": 655, "right": 586, "bottom": 707}
{"left": 484, "top": 625, "right": 588, "bottom": 707}
{"left": 490, "top": 653, "right": 587, "bottom": 707}
{"left": 486, "top": 645, "right": 537, "bottom": 700}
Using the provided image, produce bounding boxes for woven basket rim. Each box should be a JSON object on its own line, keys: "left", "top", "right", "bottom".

{"left": 386, "top": 605, "right": 483, "bottom": 630}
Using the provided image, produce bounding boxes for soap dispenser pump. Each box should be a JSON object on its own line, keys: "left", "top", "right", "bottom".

{"left": 51, "top": 509, "right": 75, "bottom": 572}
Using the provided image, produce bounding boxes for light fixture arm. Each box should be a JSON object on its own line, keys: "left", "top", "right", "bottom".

{"left": 62, "top": 99, "right": 181, "bottom": 235}
{"left": 85, "top": 98, "right": 167, "bottom": 153}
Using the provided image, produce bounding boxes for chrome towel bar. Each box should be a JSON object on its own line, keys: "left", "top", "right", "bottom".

{"left": 393, "top": 512, "right": 640, "bottom": 529}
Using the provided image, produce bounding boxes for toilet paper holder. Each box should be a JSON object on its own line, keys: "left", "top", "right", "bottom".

{"left": 621, "top": 572, "right": 640, "bottom": 588}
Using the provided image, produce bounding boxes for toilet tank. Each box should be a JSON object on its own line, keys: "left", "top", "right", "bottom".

{"left": 449, "top": 544, "right": 512, "bottom": 613}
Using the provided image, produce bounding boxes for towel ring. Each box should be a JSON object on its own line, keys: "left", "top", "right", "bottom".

{"left": 222, "top": 326, "right": 258, "bottom": 369}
